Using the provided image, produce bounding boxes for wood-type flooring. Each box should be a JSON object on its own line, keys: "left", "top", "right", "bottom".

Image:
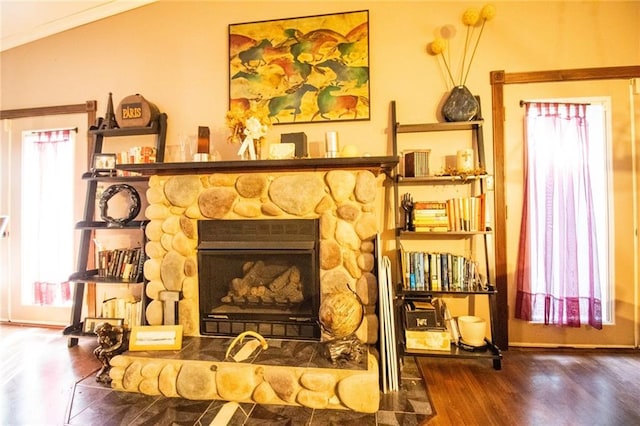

{"left": 416, "top": 346, "right": 640, "bottom": 425}
{"left": 0, "top": 324, "right": 431, "bottom": 425}
{"left": 2, "top": 323, "right": 640, "bottom": 425}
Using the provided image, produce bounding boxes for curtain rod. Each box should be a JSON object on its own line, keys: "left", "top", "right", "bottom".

{"left": 519, "top": 100, "right": 590, "bottom": 107}
{"left": 27, "top": 127, "right": 78, "bottom": 134}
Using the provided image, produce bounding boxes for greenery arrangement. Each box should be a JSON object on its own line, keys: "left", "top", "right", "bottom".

{"left": 428, "top": 4, "right": 496, "bottom": 88}
{"left": 225, "top": 106, "right": 270, "bottom": 159}
{"left": 225, "top": 106, "right": 270, "bottom": 145}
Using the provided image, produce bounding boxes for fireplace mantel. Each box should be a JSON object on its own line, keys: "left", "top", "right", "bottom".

{"left": 116, "top": 155, "right": 398, "bottom": 176}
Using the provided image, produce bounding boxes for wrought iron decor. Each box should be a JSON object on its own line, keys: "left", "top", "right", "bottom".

{"left": 229, "top": 10, "right": 370, "bottom": 124}
{"left": 99, "top": 184, "right": 141, "bottom": 227}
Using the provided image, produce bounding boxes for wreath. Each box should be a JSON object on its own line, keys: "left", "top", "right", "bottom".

{"left": 99, "top": 184, "right": 141, "bottom": 227}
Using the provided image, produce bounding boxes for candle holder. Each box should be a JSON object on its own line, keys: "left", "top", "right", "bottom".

{"left": 325, "top": 131, "right": 339, "bottom": 158}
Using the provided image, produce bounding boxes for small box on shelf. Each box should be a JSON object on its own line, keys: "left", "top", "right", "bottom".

{"left": 404, "top": 301, "right": 444, "bottom": 330}
{"left": 405, "top": 329, "right": 451, "bottom": 351}
{"left": 402, "top": 150, "right": 430, "bottom": 177}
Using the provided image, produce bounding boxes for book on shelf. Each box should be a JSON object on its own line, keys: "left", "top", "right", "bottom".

{"left": 399, "top": 248, "right": 484, "bottom": 292}
{"left": 97, "top": 247, "right": 144, "bottom": 281}
{"left": 403, "top": 150, "right": 431, "bottom": 177}
{"left": 445, "top": 194, "right": 486, "bottom": 232}
{"left": 413, "top": 200, "right": 450, "bottom": 232}
{"left": 101, "top": 296, "right": 143, "bottom": 328}
{"left": 406, "top": 195, "right": 486, "bottom": 232}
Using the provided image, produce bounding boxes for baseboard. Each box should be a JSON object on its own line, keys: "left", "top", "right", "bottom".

{"left": 0, "top": 320, "right": 64, "bottom": 329}
{"left": 509, "top": 342, "right": 637, "bottom": 350}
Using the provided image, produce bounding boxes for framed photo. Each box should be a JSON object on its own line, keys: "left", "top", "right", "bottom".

{"left": 129, "top": 325, "right": 183, "bottom": 351}
{"left": 229, "top": 10, "right": 370, "bottom": 125}
{"left": 83, "top": 317, "right": 124, "bottom": 334}
{"left": 92, "top": 153, "right": 117, "bottom": 172}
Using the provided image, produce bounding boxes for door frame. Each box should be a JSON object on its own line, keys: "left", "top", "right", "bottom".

{"left": 490, "top": 66, "right": 640, "bottom": 349}
{"left": 0, "top": 101, "right": 96, "bottom": 324}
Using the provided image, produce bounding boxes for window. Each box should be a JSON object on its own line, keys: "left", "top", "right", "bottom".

{"left": 21, "top": 129, "right": 75, "bottom": 306}
{"left": 515, "top": 98, "right": 612, "bottom": 327}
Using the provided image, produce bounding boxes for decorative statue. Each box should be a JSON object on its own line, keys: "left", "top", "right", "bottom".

{"left": 237, "top": 115, "right": 268, "bottom": 160}
{"left": 401, "top": 193, "right": 415, "bottom": 231}
{"left": 319, "top": 289, "right": 366, "bottom": 365}
{"left": 93, "top": 322, "right": 128, "bottom": 384}
{"left": 322, "top": 333, "right": 366, "bottom": 365}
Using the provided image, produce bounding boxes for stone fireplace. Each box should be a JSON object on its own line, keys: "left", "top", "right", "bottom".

{"left": 141, "top": 168, "right": 386, "bottom": 345}
{"left": 107, "top": 158, "right": 396, "bottom": 413}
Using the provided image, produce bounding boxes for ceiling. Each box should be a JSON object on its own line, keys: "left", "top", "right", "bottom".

{"left": 0, "top": 1, "right": 157, "bottom": 53}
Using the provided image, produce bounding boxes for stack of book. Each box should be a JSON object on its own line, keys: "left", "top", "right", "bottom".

{"left": 408, "top": 195, "right": 486, "bottom": 233}
{"left": 445, "top": 194, "right": 486, "bottom": 232}
{"left": 400, "top": 249, "right": 483, "bottom": 292}
{"left": 413, "top": 201, "right": 449, "bottom": 232}
{"left": 97, "top": 247, "right": 144, "bottom": 282}
{"left": 101, "top": 296, "right": 143, "bottom": 328}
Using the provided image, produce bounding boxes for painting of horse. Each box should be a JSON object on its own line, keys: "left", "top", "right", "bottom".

{"left": 229, "top": 10, "right": 370, "bottom": 124}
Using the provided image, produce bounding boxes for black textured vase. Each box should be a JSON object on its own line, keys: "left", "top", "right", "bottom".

{"left": 442, "top": 85, "right": 479, "bottom": 122}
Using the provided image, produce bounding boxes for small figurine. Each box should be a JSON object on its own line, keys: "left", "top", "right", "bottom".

{"left": 99, "top": 92, "right": 119, "bottom": 130}
{"left": 93, "top": 322, "right": 128, "bottom": 384}
{"left": 401, "top": 193, "right": 415, "bottom": 231}
{"left": 322, "top": 333, "right": 366, "bottom": 365}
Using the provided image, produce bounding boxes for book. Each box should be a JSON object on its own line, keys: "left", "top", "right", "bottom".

{"left": 403, "top": 150, "right": 431, "bottom": 177}
{"left": 429, "top": 253, "right": 438, "bottom": 290}
{"left": 444, "top": 195, "right": 486, "bottom": 232}
{"left": 414, "top": 201, "right": 450, "bottom": 231}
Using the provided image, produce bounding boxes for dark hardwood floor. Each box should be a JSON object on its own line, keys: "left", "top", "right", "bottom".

{"left": 0, "top": 323, "right": 100, "bottom": 426}
{"left": 2, "top": 323, "right": 639, "bottom": 425}
{"left": 417, "top": 347, "right": 640, "bottom": 425}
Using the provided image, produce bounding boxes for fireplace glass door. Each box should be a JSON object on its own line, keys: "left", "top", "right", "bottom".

{"left": 198, "top": 219, "right": 320, "bottom": 340}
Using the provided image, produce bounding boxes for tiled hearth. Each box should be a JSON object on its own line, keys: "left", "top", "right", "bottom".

{"left": 114, "top": 161, "right": 397, "bottom": 412}
{"left": 109, "top": 336, "right": 379, "bottom": 412}
{"left": 69, "top": 347, "right": 433, "bottom": 425}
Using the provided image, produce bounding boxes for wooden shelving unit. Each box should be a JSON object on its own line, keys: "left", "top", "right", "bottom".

{"left": 63, "top": 114, "right": 167, "bottom": 346}
{"left": 390, "top": 100, "right": 502, "bottom": 371}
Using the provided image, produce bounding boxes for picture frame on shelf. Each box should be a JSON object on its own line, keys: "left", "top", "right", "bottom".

{"left": 128, "top": 325, "right": 183, "bottom": 351}
{"left": 91, "top": 153, "right": 117, "bottom": 176}
{"left": 229, "top": 10, "right": 370, "bottom": 125}
{"left": 83, "top": 317, "right": 124, "bottom": 334}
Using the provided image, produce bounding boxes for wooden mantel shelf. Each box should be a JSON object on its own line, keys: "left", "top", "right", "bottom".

{"left": 116, "top": 156, "right": 399, "bottom": 176}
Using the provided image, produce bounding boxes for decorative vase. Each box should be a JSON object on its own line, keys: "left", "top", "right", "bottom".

{"left": 238, "top": 138, "right": 261, "bottom": 160}
{"left": 441, "top": 85, "right": 479, "bottom": 122}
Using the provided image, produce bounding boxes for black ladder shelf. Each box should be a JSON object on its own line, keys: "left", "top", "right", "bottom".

{"left": 389, "top": 100, "right": 502, "bottom": 371}
{"left": 64, "top": 113, "right": 167, "bottom": 347}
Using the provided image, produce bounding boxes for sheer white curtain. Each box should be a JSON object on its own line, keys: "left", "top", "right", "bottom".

{"left": 515, "top": 102, "right": 603, "bottom": 329}
{"left": 21, "top": 129, "right": 75, "bottom": 305}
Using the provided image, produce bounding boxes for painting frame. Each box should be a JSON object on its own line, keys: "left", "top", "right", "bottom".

{"left": 83, "top": 317, "right": 124, "bottom": 334}
{"left": 229, "top": 10, "right": 370, "bottom": 125}
{"left": 91, "top": 153, "right": 117, "bottom": 173}
{"left": 128, "top": 325, "right": 183, "bottom": 351}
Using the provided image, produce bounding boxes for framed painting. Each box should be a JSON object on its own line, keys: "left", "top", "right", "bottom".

{"left": 91, "top": 153, "right": 116, "bottom": 171}
{"left": 129, "top": 325, "right": 183, "bottom": 351}
{"left": 83, "top": 317, "right": 124, "bottom": 334}
{"left": 229, "top": 10, "right": 370, "bottom": 125}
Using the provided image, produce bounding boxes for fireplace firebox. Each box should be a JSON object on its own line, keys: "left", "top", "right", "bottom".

{"left": 197, "top": 219, "right": 320, "bottom": 340}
